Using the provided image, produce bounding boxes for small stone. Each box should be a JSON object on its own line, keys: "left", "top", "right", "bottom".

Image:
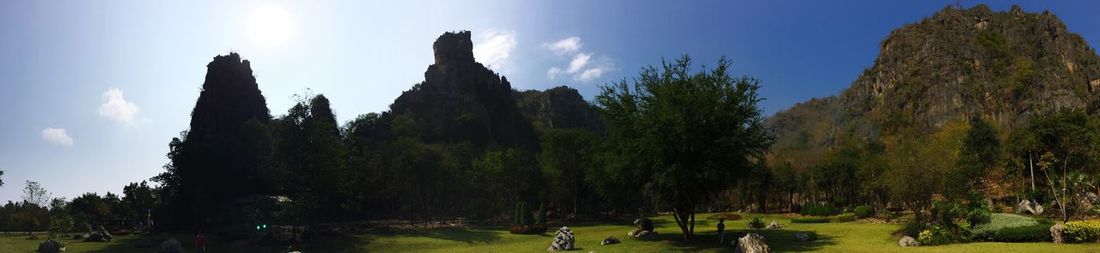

{"left": 766, "top": 221, "right": 783, "bottom": 229}
{"left": 794, "top": 232, "right": 814, "bottom": 242}
{"left": 899, "top": 236, "right": 919, "bottom": 247}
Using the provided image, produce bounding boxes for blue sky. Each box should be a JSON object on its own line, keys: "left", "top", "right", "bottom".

{"left": 1, "top": 0, "right": 1098, "bottom": 202}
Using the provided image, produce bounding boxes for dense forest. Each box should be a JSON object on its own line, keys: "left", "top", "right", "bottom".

{"left": 3, "top": 4, "right": 1100, "bottom": 248}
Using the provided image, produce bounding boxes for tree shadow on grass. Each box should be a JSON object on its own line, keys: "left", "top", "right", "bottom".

{"left": 645, "top": 228, "right": 836, "bottom": 252}
{"left": 364, "top": 226, "right": 503, "bottom": 244}
{"left": 82, "top": 233, "right": 364, "bottom": 253}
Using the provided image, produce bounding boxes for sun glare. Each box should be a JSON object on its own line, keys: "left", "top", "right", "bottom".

{"left": 247, "top": 4, "right": 294, "bottom": 48}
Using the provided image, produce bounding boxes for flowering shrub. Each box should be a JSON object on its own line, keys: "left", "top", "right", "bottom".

{"left": 1064, "top": 220, "right": 1100, "bottom": 243}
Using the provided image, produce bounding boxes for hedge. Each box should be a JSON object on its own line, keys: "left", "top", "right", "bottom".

{"left": 1064, "top": 220, "right": 1100, "bottom": 243}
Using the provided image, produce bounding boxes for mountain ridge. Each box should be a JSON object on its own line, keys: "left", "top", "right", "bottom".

{"left": 767, "top": 4, "right": 1100, "bottom": 164}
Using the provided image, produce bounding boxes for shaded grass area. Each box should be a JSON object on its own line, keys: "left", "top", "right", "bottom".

{"left": 2, "top": 213, "right": 1099, "bottom": 252}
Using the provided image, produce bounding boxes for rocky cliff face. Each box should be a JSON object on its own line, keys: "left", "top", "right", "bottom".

{"left": 386, "top": 31, "right": 538, "bottom": 150}
{"left": 188, "top": 52, "right": 272, "bottom": 141}
{"left": 514, "top": 86, "right": 604, "bottom": 133}
{"left": 768, "top": 5, "right": 1100, "bottom": 159}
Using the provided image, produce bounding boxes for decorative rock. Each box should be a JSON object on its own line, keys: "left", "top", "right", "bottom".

{"left": 136, "top": 236, "right": 156, "bottom": 248}
{"left": 1017, "top": 199, "right": 1044, "bottom": 215}
{"left": 794, "top": 232, "right": 813, "bottom": 242}
{"left": 766, "top": 221, "right": 783, "bottom": 229}
{"left": 601, "top": 236, "right": 621, "bottom": 245}
{"left": 898, "top": 236, "right": 918, "bottom": 247}
{"left": 37, "top": 239, "right": 63, "bottom": 253}
{"left": 157, "top": 238, "right": 184, "bottom": 253}
{"left": 547, "top": 226, "right": 575, "bottom": 251}
{"left": 629, "top": 217, "right": 657, "bottom": 238}
{"left": 1051, "top": 223, "right": 1065, "bottom": 243}
{"left": 736, "top": 233, "right": 770, "bottom": 253}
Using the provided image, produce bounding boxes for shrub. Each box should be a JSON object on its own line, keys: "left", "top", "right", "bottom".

{"left": 832, "top": 213, "right": 857, "bottom": 222}
{"left": 971, "top": 213, "right": 1039, "bottom": 235}
{"left": 985, "top": 224, "right": 1051, "bottom": 242}
{"left": 748, "top": 217, "right": 765, "bottom": 229}
{"left": 1064, "top": 220, "right": 1100, "bottom": 243}
{"left": 964, "top": 193, "right": 992, "bottom": 228}
{"left": 917, "top": 225, "right": 956, "bottom": 246}
{"left": 800, "top": 203, "right": 840, "bottom": 216}
{"left": 853, "top": 205, "right": 874, "bottom": 218}
{"left": 791, "top": 217, "right": 831, "bottom": 223}
{"left": 970, "top": 214, "right": 1052, "bottom": 242}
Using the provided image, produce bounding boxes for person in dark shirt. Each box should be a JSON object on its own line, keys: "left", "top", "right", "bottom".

{"left": 717, "top": 219, "right": 726, "bottom": 245}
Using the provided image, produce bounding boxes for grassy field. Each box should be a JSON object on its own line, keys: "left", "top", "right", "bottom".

{"left": 2, "top": 213, "right": 1098, "bottom": 252}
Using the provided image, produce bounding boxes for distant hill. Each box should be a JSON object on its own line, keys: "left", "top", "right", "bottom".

{"left": 767, "top": 4, "right": 1100, "bottom": 165}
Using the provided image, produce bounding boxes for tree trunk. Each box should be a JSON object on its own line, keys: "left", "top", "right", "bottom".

{"left": 671, "top": 207, "right": 694, "bottom": 241}
{"left": 1029, "top": 153, "right": 1035, "bottom": 191}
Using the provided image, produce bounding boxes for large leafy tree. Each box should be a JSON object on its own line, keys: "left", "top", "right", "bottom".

{"left": 946, "top": 117, "right": 1000, "bottom": 200}
{"left": 1008, "top": 110, "right": 1100, "bottom": 222}
{"left": 121, "top": 181, "right": 156, "bottom": 226}
{"left": 539, "top": 128, "right": 599, "bottom": 217}
{"left": 596, "top": 56, "right": 771, "bottom": 240}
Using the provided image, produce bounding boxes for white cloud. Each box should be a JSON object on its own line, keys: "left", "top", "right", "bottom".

{"left": 544, "top": 36, "right": 582, "bottom": 55}
{"left": 473, "top": 31, "right": 516, "bottom": 71}
{"left": 42, "top": 128, "right": 73, "bottom": 147}
{"left": 578, "top": 68, "right": 605, "bottom": 81}
{"left": 543, "top": 36, "right": 615, "bottom": 82}
{"left": 98, "top": 87, "right": 139, "bottom": 124}
{"left": 566, "top": 53, "right": 591, "bottom": 74}
{"left": 547, "top": 67, "right": 563, "bottom": 79}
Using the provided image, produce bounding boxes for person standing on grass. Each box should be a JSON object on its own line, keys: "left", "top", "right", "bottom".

{"left": 717, "top": 219, "right": 726, "bottom": 245}
{"left": 196, "top": 231, "right": 206, "bottom": 253}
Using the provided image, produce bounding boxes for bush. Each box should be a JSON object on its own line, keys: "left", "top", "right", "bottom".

{"left": 800, "top": 203, "right": 840, "bottom": 216}
{"left": 748, "top": 217, "right": 765, "bottom": 229}
{"left": 832, "top": 213, "right": 857, "bottom": 222}
{"left": 1064, "top": 220, "right": 1100, "bottom": 243}
{"left": 970, "top": 214, "right": 1052, "bottom": 242}
{"left": 971, "top": 213, "right": 1039, "bottom": 235}
{"left": 985, "top": 224, "right": 1051, "bottom": 242}
{"left": 791, "top": 217, "right": 831, "bottom": 223}
{"left": 853, "top": 205, "right": 874, "bottom": 218}
{"left": 917, "top": 225, "right": 956, "bottom": 246}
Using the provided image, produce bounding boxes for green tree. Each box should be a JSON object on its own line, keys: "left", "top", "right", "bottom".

{"left": 47, "top": 198, "right": 73, "bottom": 239}
{"left": 121, "top": 181, "right": 155, "bottom": 227}
{"left": 1007, "top": 110, "right": 1100, "bottom": 222}
{"left": 20, "top": 181, "right": 50, "bottom": 234}
{"left": 539, "top": 128, "right": 599, "bottom": 217}
{"left": 946, "top": 117, "right": 1000, "bottom": 200}
{"left": 596, "top": 56, "right": 771, "bottom": 240}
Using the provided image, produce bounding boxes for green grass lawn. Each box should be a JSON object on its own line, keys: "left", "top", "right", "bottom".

{"left": 3, "top": 213, "right": 1098, "bottom": 252}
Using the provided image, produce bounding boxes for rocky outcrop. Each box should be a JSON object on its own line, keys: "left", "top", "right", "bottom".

{"left": 736, "top": 233, "right": 770, "bottom": 253}
{"left": 37, "top": 240, "right": 63, "bottom": 253}
{"left": 386, "top": 31, "right": 538, "bottom": 151}
{"left": 768, "top": 4, "right": 1100, "bottom": 166}
{"left": 1051, "top": 223, "right": 1065, "bottom": 243}
{"left": 1017, "top": 199, "right": 1044, "bottom": 215}
{"left": 548, "top": 226, "right": 576, "bottom": 251}
{"left": 514, "top": 86, "right": 604, "bottom": 133}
